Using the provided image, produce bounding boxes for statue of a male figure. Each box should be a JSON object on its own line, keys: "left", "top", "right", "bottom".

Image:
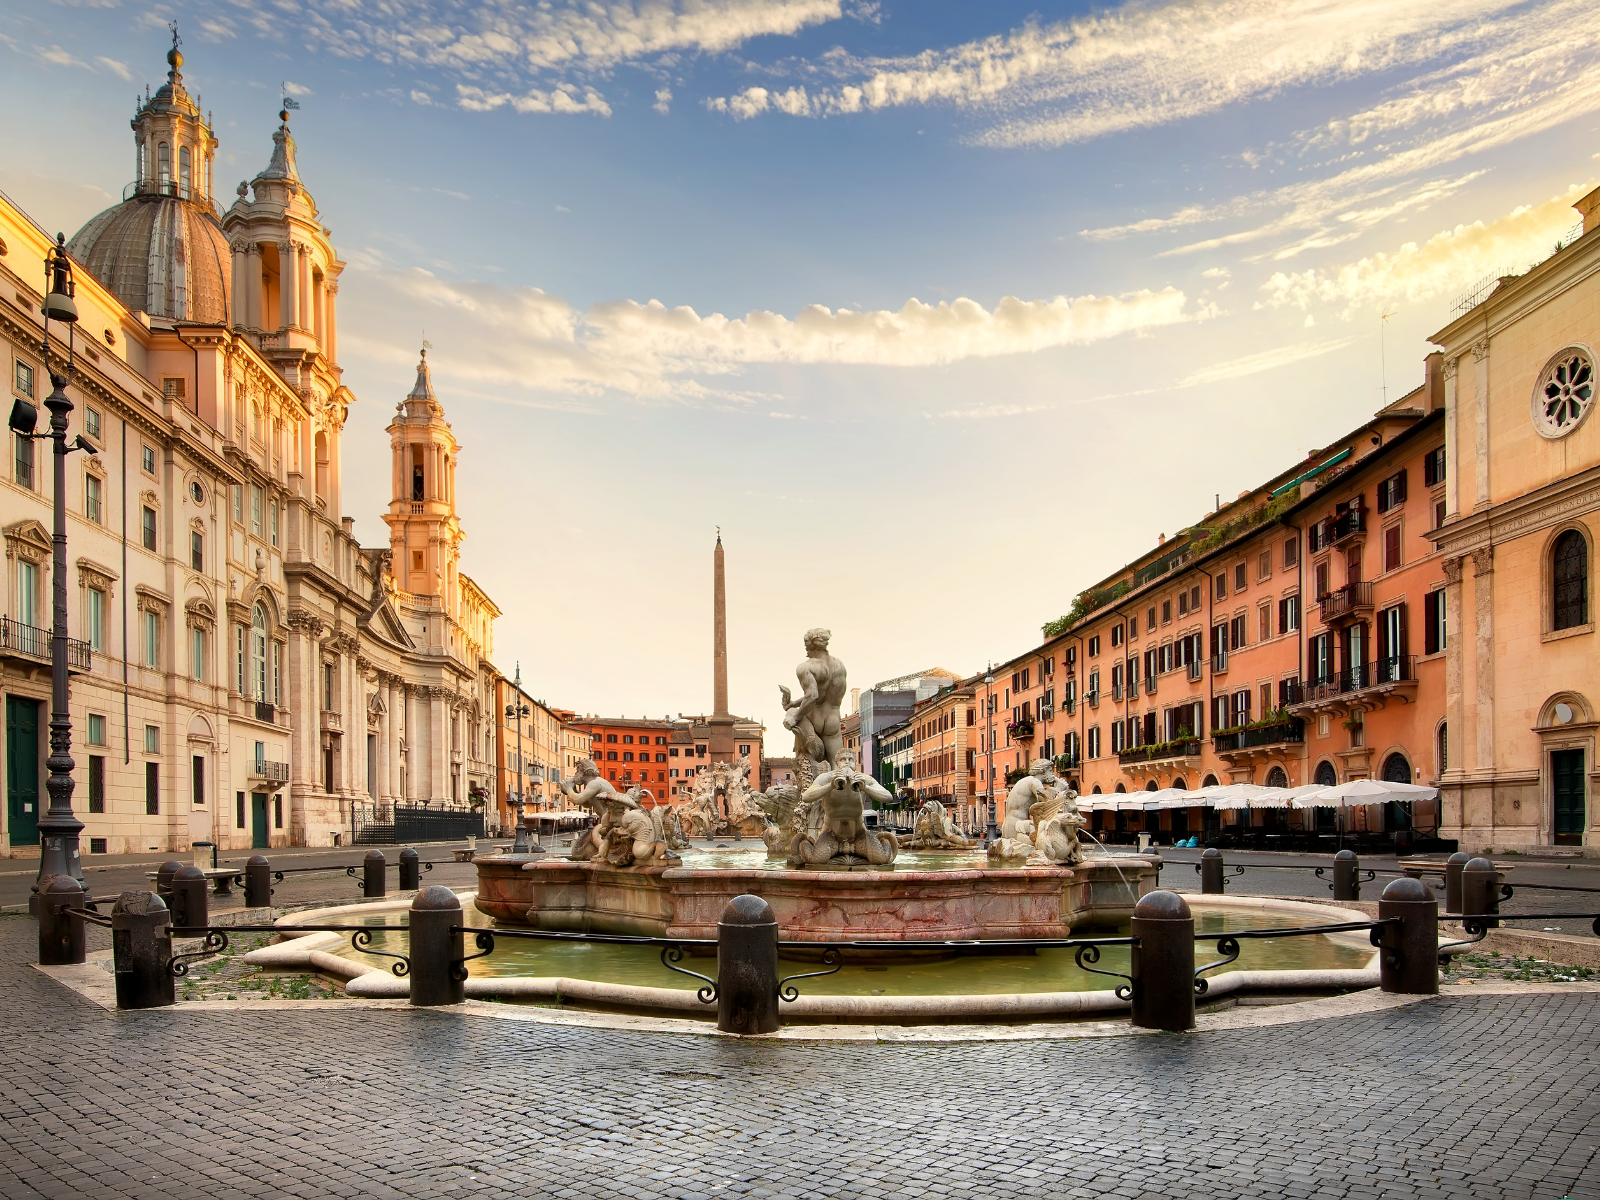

{"left": 783, "top": 627, "right": 848, "bottom": 769}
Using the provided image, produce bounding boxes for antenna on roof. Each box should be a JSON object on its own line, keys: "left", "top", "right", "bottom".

{"left": 1379, "top": 310, "right": 1397, "bottom": 406}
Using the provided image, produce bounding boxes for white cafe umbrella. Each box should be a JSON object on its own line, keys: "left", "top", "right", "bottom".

{"left": 1295, "top": 778, "right": 1439, "bottom": 809}
{"left": 1209, "top": 783, "right": 1281, "bottom": 811}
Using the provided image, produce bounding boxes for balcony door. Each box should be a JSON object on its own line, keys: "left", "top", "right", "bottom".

{"left": 251, "top": 793, "right": 270, "bottom": 848}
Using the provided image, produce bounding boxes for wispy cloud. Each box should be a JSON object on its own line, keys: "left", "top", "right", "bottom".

{"left": 344, "top": 266, "right": 1203, "bottom": 401}
{"left": 1259, "top": 185, "right": 1589, "bottom": 318}
{"left": 1180, "top": 338, "right": 1356, "bottom": 387}
{"left": 456, "top": 83, "right": 612, "bottom": 117}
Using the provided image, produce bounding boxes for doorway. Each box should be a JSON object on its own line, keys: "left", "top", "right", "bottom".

{"left": 251, "top": 793, "right": 269, "bottom": 848}
{"left": 1552, "top": 749, "right": 1586, "bottom": 846}
{"left": 6, "top": 697, "right": 42, "bottom": 846}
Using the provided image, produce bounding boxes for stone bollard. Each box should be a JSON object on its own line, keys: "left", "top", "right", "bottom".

{"left": 1332, "top": 849, "right": 1361, "bottom": 901}
{"left": 363, "top": 849, "right": 388, "bottom": 899}
{"left": 716, "top": 895, "right": 781, "bottom": 1035}
{"left": 398, "top": 847, "right": 421, "bottom": 891}
{"left": 1130, "top": 890, "right": 1195, "bottom": 1032}
{"left": 1443, "top": 851, "right": 1471, "bottom": 916}
{"left": 1461, "top": 856, "right": 1501, "bottom": 929}
{"left": 408, "top": 886, "right": 465, "bottom": 1007}
{"left": 112, "top": 891, "right": 175, "bottom": 1009}
{"left": 169, "top": 864, "right": 209, "bottom": 931}
{"left": 38, "top": 874, "right": 86, "bottom": 966}
{"left": 244, "top": 855, "right": 273, "bottom": 909}
{"left": 1378, "top": 876, "right": 1439, "bottom": 995}
{"left": 1199, "top": 847, "right": 1226, "bottom": 895}
{"left": 154, "top": 860, "right": 184, "bottom": 897}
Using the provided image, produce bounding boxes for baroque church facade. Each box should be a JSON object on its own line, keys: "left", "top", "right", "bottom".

{"left": 1, "top": 43, "right": 500, "bottom": 855}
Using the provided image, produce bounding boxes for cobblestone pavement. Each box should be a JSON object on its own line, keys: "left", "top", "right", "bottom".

{"left": 2, "top": 918, "right": 1598, "bottom": 1199}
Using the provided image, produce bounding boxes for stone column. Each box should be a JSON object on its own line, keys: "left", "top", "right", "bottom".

{"left": 1472, "top": 340, "right": 1490, "bottom": 512}
{"left": 376, "top": 676, "right": 391, "bottom": 801}
{"left": 299, "top": 245, "right": 313, "bottom": 333}
{"left": 1472, "top": 547, "right": 1495, "bottom": 774}
{"left": 325, "top": 281, "right": 339, "bottom": 363}
{"left": 1441, "top": 556, "right": 1466, "bottom": 837}
{"left": 404, "top": 685, "right": 417, "bottom": 804}
{"left": 278, "top": 241, "right": 296, "bottom": 332}
{"left": 229, "top": 240, "right": 248, "bottom": 328}
{"left": 245, "top": 243, "right": 263, "bottom": 331}
{"left": 1442, "top": 357, "right": 1459, "bottom": 519}
{"left": 430, "top": 690, "right": 447, "bottom": 803}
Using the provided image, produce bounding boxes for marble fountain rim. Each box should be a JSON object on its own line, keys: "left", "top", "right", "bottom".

{"left": 253, "top": 892, "right": 1387, "bottom": 1034}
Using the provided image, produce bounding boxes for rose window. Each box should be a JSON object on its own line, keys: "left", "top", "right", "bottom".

{"left": 1534, "top": 348, "right": 1594, "bottom": 438}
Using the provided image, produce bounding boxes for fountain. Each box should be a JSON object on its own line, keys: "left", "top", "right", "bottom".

{"left": 474, "top": 627, "right": 1163, "bottom": 954}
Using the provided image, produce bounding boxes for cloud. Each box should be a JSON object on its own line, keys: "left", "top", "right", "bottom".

{"left": 38, "top": 45, "right": 92, "bottom": 70}
{"left": 344, "top": 266, "right": 1201, "bottom": 400}
{"left": 456, "top": 84, "right": 612, "bottom": 117}
{"left": 1180, "top": 338, "right": 1356, "bottom": 387}
{"left": 282, "top": 81, "right": 313, "bottom": 97}
{"left": 1259, "top": 184, "right": 1589, "bottom": 319}
{"left": 94, "top": 56, "right": 132, "bottom": 80}
{"left": 654, "top": 87, "right": 673, "bottom": 114}
{"left": 705, "top": 0, "right": 1551, "bottom": 143}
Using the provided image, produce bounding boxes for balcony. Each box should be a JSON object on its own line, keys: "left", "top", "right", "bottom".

{"left": 1006, "top": 719, "right": 1036, "bottom": 742}
{"left": 1117, "top": 739, "right": 1202, "bottom": 769}
{"left": 248, "top": 758, "right": 290, "bottom": 784}
{"left": 1146, "top": 672, "right": 1157, "bottom": 695}
{"left": 1086, "top": 690, "right": 1101, "bottom": 709}
{"left": 1, "top": 618, "right": 91, "bottom": 674}
{"left": 1329, "top": 507, "right": 1366, "bottom": 547}
{"left": 1316, "top": 581, "right": 1374, "bottom": 623}
{"left": 1187, "top": 659, "right": 1203, "bottom": 682}
{"left": 254, "top": 700, "right": 277, "bottom": 724}
{"left": 1210, "top": 651, "right": 1228, "bottom": 674}
{"left": 320, "top": 709, "right": 342, "bottom": 732}
{"left": 1287, "top": 657, "right": 1418, "bottom": 713}
{"left": 1213, "top": 718, "right": 1305, "bottom": 761}
{"left": 1127, "top": 679, "right": 1138, "bottom": 699}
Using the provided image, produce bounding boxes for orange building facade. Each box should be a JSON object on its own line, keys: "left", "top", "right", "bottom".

{"left": 907, "top": 685, "right": 979, "bottom": 827}
{"left": 575, "top": 716, "right": 763, "bottom": 808}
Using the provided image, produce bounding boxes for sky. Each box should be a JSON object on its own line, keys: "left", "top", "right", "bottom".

{"left": 3, "top": 0, "right": 1597, "bottom": 732}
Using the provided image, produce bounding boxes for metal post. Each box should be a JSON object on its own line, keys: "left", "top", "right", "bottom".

{"left": 716, "top": 894, "right": 780, "bottom": 1035}
{"left": 1332, "top": 848, "right": 1360, "bottom": 901}
{"left": 408, "top": 885, "right": 464, "bottom": 1006}
{"left": 1443, "top": 851, "right": 1471, "bottom": 915}
{"left": 38, "top": 873, "right": 86, "bottom": 965}
{"left": 155, "top": 860, "right": 184, "bottom": 897}
{"left": 1200, "top": 847, "right": 1225, "bottom": 894}
{"left": 1461, "top": 856, "right": 1500, "bottom": 929}
{"left": 1130, "top": 889, "right": 1195, "bottom": 1032}
{"left": 111, "top": 891, "right": 175, "bottom": 1010}
{"left": 1378, "top": 876, "right": 1439, "bottom": 995}
{"left": 361, "top": 848, "right": 387, "bottom": 898}
{"left": 398, "top": 846, "right": 420, "bottom": 890}
{"left": 170, "top": 864, "right": 208, "bottom": 931}
{"left": 244, "top": 854, "right": 273, "bottom": 909}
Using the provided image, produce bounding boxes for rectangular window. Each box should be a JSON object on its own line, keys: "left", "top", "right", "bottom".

{"left": 1111, "top": 623, "right": 1123, "bottom": 648}
{"left": 145, "top": 761, "right": 160, "bottom": 816}
{"left": 190, "top": 530, "right": 205, "bottom": 572}
{"left": 142, "top": 444, "right": 156, "bottom": 475}
{"left": 1234, "top": 562, "right": 1248, "bottom": 592}
{"left": 87, "top": 713, "right": 106, "bottom": 746}
{"left": 232, "top": 484, "right": 243, "bottom": 523}
{"left": 323, "top": 660, "right": 336, "bottom": 711}
{"left": 270, "top": 499, "right": 280, "bottom": 547}
{"left": 1088, "top": 635, "right": 1100, "bottom": 657}
{"left": 1423, "top": 446, "right": 1446, "bottom": 487}
{"left": 1434, "top": 499, "right": 1447, "bottom": 531}
{"left": 250, "top": 484, "right": 263, "bottom": 537}
{"left": 235, "top": 625, "right": 246, "bottom": 693}
{"left": 236, "top": 791, "right": 246, "bottom": 830}
{"left": 1087, "top": 726, "right": 1101, "bottom": 758}
{"left": 1258, "top": 551, "right": 1272, "bottom": 580}
{"left": 1284, "top": 535, "right": 1299, "bottom": 568}
{"left": 87, "top": 587, "right": 105, "bottom": 652}
{"left": 1161, "top": 600, "right": 1172, "bottom": 624}
{"left": 1424, "top": 589, "right": 1447, "bottom": 655}
{"left": 274, "top": 796, "right": 283, "bottom": 829}
{"left": 143, "top": 610, "right": 159, "bottom": 668}
{"left": 1214, "top": 572, "right": 1227, "bottom": 601}
{"left": 85, "top": 473, "right": 102, "bottom": 523}
{"left": 1383, "top": 524, "right": 1403, "bottom": 572}
{"left": 192, "top": 755, "right": 205, "bottom": 806}
{"left": 15, "top": 359, "right": 35, "bottom": 397}
{"left": 1315, "top": 560, "right": 1330, "bottom": 597}
{"left": 88, "top": 755, "right": 105, "bottom": 813}
{"left": 1258, "top": 604, "right": 1272, "bottom": 642}
{"left": 1377, "top": 470, "right": 1407, "bottom": 513}
{"left": 14, "top": 431, "right": 33, "bottom": 488}
{"left": 141, "top": 506, "right": 157, "bottom": 551}
{"left": 1279, "top": 595, "right": 1300, "bottom": 635}
{"left": 272, "top": 641, "right": 281, "bottom": 705}
{"left": 145, "top": 724, "right": 160, "bottom": 754}
{"left": 1230, "top": 614, "right": 1247, "bottom": 650}
{"left": 85, "top": 406, "right": 101, "bottom": 440}
{"left": 190, "top": 627, "right": 204, "bottom": 681}
{"left": 1146, "top": 607, "right": 1157, "bottom": 632}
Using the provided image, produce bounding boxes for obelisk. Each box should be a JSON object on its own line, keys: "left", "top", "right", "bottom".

{"left": 708, "top": 529, "right": 737, "bottom": 761}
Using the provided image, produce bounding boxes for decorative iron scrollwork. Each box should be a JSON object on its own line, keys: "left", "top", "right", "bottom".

{"left": 168, "top": 929, "right": 229, "bottom": 977}
{"left": 1074, "top": 942, "right": 1132, "bottom": 1000}
{"left": 351, "top": 927, "right": 409, "bottom": 977}
{"left": 451, "top": 929, "right": 496, "bottom": 982}
{"left": 1193, "top": 935, "right": 1240, "bottom": 995}
{"left": 779, "top": 949, "right": 842, "bottom": 1002}
{"left": 660, "top": 943, "right": 717, "bottom": 1004}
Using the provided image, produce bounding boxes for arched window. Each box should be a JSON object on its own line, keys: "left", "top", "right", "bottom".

{"left": 1202, "top": 774, "right": 1219, "bottom": 788}
{"left": 1315, "top": 760, "right": 1337, "bottom": 787}
{"left": 1145, "top": 779, "right": 1158, "bottom": 791}
{"left": 1265, "top": 765, "right": 1288, "bottom": 788}
{"left": 1114, "top": 782, "right": 1126, "bottom": 793}
{"left": 250, "top": 604, "right": 268, "bottom": 702}
{"left": 1382, "top": 753, "right": 1411, "bottom": 784}
{"left": 1437, "top": 723, "right": 1448, "bottom": 773}
{"left": 1171, "top": 777, "right": 1187, "bottom": 790}
{"left": 178, "top": 146, "right": 191, "bottom": 198}
{"left": 157, "top": 142, "right": 170, "bottom": 184}
{"left": 1553, "top": 529, "right": 1588, "bottom": 630}
{"left": 1091, "top": 784, "right": 1102, "bottom": 795}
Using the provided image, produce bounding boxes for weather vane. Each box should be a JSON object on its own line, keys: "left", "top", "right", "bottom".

{"left": 169, "top": 21, "right": 181, "bottom": 50}
{"left": 281, "top": 81, "right": 301, "bottom": 111}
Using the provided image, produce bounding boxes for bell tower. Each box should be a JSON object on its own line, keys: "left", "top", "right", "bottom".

{"left": 383, "top": 349, "right": 465, "bottom": 617}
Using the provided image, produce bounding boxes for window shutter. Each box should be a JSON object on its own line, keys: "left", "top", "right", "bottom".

{"left": 1396, "top": 469, "right": 1407, "bottom": 504}
{"left": 1398, "top": 602, "right": 1409, "bottom": 662}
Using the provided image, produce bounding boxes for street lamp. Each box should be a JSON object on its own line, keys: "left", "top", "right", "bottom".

{"left": 504, "top": 663, "right": 535, "bottom": 855}
{"left": 983, "top": 664, "right": 998, "bottom": 843}
{"left": 13, "top": 235, "right": 94, "bottom": 902}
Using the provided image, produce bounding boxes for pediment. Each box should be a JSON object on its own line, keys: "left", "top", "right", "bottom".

{"left": 358, "top": 592, "right": 416, "bottom": 650}
{"left": 4, "top": 519, "right": 51, "bottom": 558}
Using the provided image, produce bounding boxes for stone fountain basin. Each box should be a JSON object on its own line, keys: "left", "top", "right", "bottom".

{"left": 472, "top": 854, "right": 1162, "bottom": 960}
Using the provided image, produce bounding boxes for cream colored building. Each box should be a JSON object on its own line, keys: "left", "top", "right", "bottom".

{"left": 1, "top": 44, "right": 502, "bottom": 855}
{"left": 1429, "top": 185, "right": 1600, "bottom": 852}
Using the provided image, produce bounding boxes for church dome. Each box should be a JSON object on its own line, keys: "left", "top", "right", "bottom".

{"left": 66, "top": 35, "right": 230, "bottom": 324}
{"left": 69, "top": 192, "right": 231, "bottom": 324}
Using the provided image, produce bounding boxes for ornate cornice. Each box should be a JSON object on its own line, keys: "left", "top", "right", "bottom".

{"left": 1431, "top": 465, "right": 1600, "bottom": 557}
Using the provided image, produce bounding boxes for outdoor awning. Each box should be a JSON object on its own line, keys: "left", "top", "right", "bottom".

{"left": 1293, "top": 779, "right": 1440, "bottom": 808}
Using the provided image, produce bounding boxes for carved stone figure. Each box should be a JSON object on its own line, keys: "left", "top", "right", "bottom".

{"left": 904, "top": 799, "right": 977, "bottom": 850}
{"left": 791, "top": 751, "right": 899, "bottom": 868}
{"left": 681, "top": 754, "right": 761, "bottom": 838}
{"left": 1028, "top": 786, "right": 1085, "bottom": 866}
{"left": 561, "top": 758, "right": 623, "bottom": 861}
{"left": 652, "top": 802, "right": 690, "bottom": 851}
{"left": 782, "top": 628, "right": 848, "bottom": 770}
{"left": 988, "top": 757, "right": 1060, "bottom": 863}
{"left": 752, "top": 782, "right": 805, "bottom": 856}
